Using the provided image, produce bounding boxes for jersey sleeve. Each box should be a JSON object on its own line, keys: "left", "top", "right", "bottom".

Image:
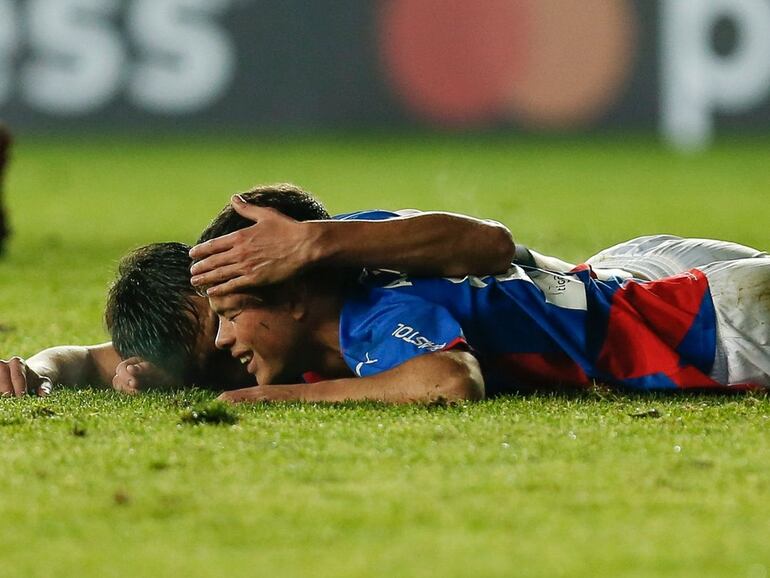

{"left": 332, "top": 209, "right": 421, "bottom": 221}
{"left": 339, "top": 288, "right": 466, "bottom": 378}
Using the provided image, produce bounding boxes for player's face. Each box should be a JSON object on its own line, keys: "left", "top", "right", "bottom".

{"left": 208, "top": 292, "right": 306, "bottom": 386}
{"left": 189, "top": 297, "right": 253, "bottom": 389}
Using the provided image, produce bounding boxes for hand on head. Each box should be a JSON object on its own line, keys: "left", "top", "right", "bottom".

{"left": 189, "top": 195, "right": 318, "bottom": 296}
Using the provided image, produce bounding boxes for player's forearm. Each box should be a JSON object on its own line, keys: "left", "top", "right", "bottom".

{"left": 26, "top": 343, "right": 119, "bottom": 387}
{"left": 223, "top": 351, "right": 485, "bottom": 404}
{"left": 309, "top": 213, "right": 515, "bottom": 276}
{"left": 305, "top": 351, "right": 484, "bottom": 403}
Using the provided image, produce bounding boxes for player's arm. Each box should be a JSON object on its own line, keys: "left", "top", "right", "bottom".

{"left": 0, "top": 342, "right": 121, "bottom": 397}
{"left": 0, "top": 342, "right": 177, "bottom": 396}
{"left": 26, "top": 342, "right": 122, "bottom": 387}
{"left": 217, "top": 350, "right": 485, "bottom": 404}
{"left": 29, "top": 344, "right": 178, "bottom": 394}
{"left": 314, "top": 212, "right": 514, "bottom": 276}
{"left": 189, "top": 195, "right": 515, "bottom": 296}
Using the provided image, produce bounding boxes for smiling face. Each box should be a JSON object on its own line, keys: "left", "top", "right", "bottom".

{"left": 188, "top": 297, "right": 253, "bottom": 389}
{"left": 208, "top": 292, "right": 308, "bottom": 385}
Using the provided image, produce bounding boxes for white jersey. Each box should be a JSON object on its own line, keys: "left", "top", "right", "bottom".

{"left": 585, "top": 235, "right": 768, "bottom": 280}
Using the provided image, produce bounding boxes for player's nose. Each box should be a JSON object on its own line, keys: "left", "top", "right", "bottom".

{"left": 214, "top": 320, "right": 235, "bottom": 350}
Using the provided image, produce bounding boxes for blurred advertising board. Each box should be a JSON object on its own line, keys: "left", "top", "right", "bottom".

{"left": 1, "top": 0, "right": 769, "bottom": 149}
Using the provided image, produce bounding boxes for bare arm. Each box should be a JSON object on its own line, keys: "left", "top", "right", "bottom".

{"left": 28, "top": 345, "right": 177, "bottom": 393}
{"left": 2, "top": 342, "right": 188, "bottom": 397}
{"left": 190, "top": 196, "right": 515, "bottom": 296}
{"left": 314, "top": 212, "right": 514, "bottom": 277}
{"left": 218, "top": 350, "right": 485, "bottom": 404}
{"left": 1, "top": 342, "right": 121, "bottom": 397}
{"left": 26, "top": 342, "right": 122, "bottom": 387}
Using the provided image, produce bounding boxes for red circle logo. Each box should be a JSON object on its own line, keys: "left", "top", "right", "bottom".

{"left": 379, "top": 0, "right": 638, "bottom": 129}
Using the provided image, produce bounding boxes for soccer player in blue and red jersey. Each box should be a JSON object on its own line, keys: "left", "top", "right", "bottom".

{"left": 198, "top": 195, "right": 770, "bottom": 404}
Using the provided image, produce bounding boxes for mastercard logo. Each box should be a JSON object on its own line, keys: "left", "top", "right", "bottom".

{"left": 379, "top": 0, "right": 638, "bottom": 128}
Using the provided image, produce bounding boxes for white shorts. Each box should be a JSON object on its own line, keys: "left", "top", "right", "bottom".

{"left": 586, "top": 235, "right": 768, "bottom": 280}
{"left": 700, "top": 259, "right": 770, "bottom": 387}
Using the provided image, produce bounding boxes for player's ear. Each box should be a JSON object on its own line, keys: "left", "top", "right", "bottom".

{"left": 284, "top": 279, "right": 309, "bottom": 321}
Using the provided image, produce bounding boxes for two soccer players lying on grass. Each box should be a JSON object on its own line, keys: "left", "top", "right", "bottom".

{"left": 1, "top": 185, "right": 515, "bottom": 396}
{"left": 2, "top": 184, "right": 769, "bottom": 401}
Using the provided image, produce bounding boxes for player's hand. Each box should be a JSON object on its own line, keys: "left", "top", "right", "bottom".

{"left": 217, "top": 385, "right": 297, "bottom": 404}
{"left": 112, "top": 357, "right": 176, "bottom": 394}
{"left": 0, "top": 357, "right": 53, "bottom": 397}
{"left": 189, "top": 195, "right": 320, "bottom": 296}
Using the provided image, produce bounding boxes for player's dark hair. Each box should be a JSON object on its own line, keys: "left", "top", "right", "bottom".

{"left": 105, "top": 242, "right": 199, "bottom": 381}
{"left": 197, "top": 183, "right": 330, "bottom": 245}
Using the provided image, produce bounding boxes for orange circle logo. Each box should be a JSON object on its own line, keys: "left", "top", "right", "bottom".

{"left": 379, "top": 0, "right": 638, "bottom": 129}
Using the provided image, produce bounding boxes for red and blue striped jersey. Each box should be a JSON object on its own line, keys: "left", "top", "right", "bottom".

{"left": 339, "top": 265, "right": 720, "bottom": 392}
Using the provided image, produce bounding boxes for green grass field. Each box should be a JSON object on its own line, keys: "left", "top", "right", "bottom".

{"left": 1, "top": 134, "right": 769, "bottom": 578}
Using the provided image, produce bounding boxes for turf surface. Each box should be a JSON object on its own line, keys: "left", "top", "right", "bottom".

{"left": 0, "top": 134, "right": 769, "bottom": 578}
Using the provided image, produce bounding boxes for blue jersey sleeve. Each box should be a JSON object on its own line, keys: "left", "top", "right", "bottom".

{"left": 339, "top": 287, "right": 466, "bottom": 377}
{"left": 332, "top": 209, "right": 420, "bottom": 222}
